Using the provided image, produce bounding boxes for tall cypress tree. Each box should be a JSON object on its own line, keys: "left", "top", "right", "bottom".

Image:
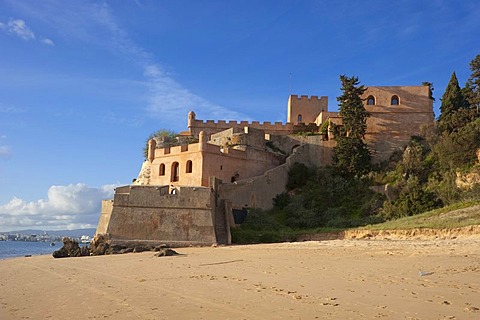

{"left": 332, "top": 75, "right": 371, "bottom": 176}
{"left": 438, "top": 72, "right": 468, "bottom": 133}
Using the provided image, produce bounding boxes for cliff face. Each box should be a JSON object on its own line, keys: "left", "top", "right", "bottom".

{"left": 456, "top": 169, "right": 480, "bottom": 190}
{"left": 455, "top": 149, "right": 480, "bottom": 190}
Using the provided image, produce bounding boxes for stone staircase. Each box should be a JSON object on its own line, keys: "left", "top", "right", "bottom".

{"left": 214, "top": 200, "right": 229, "bottom": 245}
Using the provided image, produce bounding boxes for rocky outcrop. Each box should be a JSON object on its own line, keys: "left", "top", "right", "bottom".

{"left": 53, "top": 234, "right": 181, "bottom": 258}
{"left": 456, "top": 168, "right": 480, "bottom": 190}
{"left": 89, "top": 233, "right": 110, "bottom": 255}
{"left": 297, "top": 225, "right": 480, "bottom": 241}
{"left": 154, "top": 245, "right": 180, "bottom": 257}
{"left": 52, "top": 238, "right": 90, "bottom": 258}
{"left": 455, "top": 148, "right": 480, "bottom": 190}
{"left": 342, "top": 225, "right": 480, "bottom": 240}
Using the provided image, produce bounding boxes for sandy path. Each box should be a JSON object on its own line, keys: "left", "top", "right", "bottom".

{"left": 1, "top": 239, "right": 479, "bottom": 319}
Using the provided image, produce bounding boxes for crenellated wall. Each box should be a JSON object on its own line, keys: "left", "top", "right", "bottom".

{"left": 135, "top": 127, "right": 286, "bottom": 188}
{"left": 287, "top": 95, "right": 329, "bottom": 124}
{"left": 188, "top": 115, "right": 319, "bottom": 139}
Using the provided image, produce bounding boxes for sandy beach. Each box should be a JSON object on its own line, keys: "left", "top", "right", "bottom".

{"left": 1, "top": 238, "right": 479, "bottom": 319}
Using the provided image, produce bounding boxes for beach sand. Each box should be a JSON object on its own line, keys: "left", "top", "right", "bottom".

{"left": 1, "top": 239, "right": 479, "bottom": 319}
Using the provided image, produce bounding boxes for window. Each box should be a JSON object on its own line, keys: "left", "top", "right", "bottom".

{"left": 186, "top": 160, "right": 192, "bottom": 173}
{"left": 171, "top": 162, "right": 179, "bottom": 182}
{"left": 366, "top": 95, "right": 375, "bottom": 105}
{"left": 391, "top": 95, "right": 399, "bottom": 105}
{"left": 159, "top": 163, "right": 165, "bottom": 176}
{"left": 297, "top": 114, "right": 303, "bottom": 122}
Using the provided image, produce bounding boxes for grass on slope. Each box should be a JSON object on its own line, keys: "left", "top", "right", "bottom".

{"left": 362, "top": 200, "right": 480, "bottom": 230}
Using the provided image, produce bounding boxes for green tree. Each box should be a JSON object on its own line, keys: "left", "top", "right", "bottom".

{"left": 142, "top": 129, "right": 177, "bottom": 159}
{"left": 433, "top": 118, "right": 480, "bottom": 170}
{"left": 422, "top": 81, "right": 435, "bottom": 101}
{"left": 438, "top": 72, "right": 469, "bottom": 133}
{"left": 464, "top": 54, "right": 480, "bottom": 114}
{"left": 332, "top": 75, "right": 371, "bottom": 176}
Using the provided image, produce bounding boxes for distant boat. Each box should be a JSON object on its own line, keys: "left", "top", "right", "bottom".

{"left": 80, "top": 235, "right": 91, "bottom": 244}
{"left": 50, "top": 242, "right": 56, "bottom": 246}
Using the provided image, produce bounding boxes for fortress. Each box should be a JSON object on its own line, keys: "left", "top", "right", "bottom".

{"left": 96, "top": 85, "right": 434, "bottom": 246}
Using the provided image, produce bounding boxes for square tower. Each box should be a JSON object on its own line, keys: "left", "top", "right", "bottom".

{"left": 287, "top": 95, "right": 328, "bottom": 124}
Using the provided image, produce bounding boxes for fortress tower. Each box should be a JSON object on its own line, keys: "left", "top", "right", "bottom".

{"left": 287, "top": 95, "right": 328, "bottom": 124}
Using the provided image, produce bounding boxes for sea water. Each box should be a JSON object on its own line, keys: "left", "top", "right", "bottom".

{"left": 0, "top": 241, "right": 59, "bottom": 259}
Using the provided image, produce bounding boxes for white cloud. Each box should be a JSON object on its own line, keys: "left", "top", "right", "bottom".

{"left": 0, "top": 18, "right": 36, "bottom": 40}
{"left": 0, "top": 18, "right": 56, "bottom": 45}
{"left": 144, "top": 64, "right": 248, "bottom": 123}
{"left": 0, "top": 145, "right": 12, "bottom": 159}
{"left": 0, "top": 103, "right": 25, "bottom": 113}
{"left": 0, "top": 183, "right": 120, "bottom": 231}
{"left": 0, "top": 135, "right": 11, "bottom": 159}
{"left": 41, "top": 37, "right": 54, "bottom": 46}
{"left": 85, "top": 5, "right": 246, "bottom": 123}
{"left": 3, "top": 3, "right": 249, "bottom": 125}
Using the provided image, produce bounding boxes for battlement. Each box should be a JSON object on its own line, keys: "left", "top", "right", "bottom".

{"left": 192, "top": 119, "right": 292, "bottom": 127}
{"left": 156, "top": 143, "right": 198, "bottom": 156}
{"left": 188, "top": 117, "right": 319, "bottom": 138}
{"left": 290, "top": 94, "right": 328, "bottom": 102}
{"left": 152, "top": 135, "right": 264, "bottom": 160}
{"left": 287, "top": 94, "right": 329, "bottom": 124}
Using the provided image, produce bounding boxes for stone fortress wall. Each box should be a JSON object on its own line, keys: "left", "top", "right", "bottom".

{"left": 362, "top": 86, "right": 434, "bottom": 161}
{"left": 187, "top": 111, "right": 319, "bottom": 139}
{"left": 96, "top": 185, "right": 223, "bottom": 246}
{"left": 139, "top": 128, "right": 286, "bottom": 188}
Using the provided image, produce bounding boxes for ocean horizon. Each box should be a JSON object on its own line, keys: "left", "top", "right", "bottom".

{"left": 0, "top": 241, "right": 87, "bottom": 260}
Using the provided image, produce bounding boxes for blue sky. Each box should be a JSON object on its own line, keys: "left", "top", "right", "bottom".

{"left": 0, "top": 0, "right": 479, "bottom": 231}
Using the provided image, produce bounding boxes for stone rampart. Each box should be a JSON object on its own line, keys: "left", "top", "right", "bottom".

{"left": 218, "top": 138, "right": 335, "bottom": 210}
{"left": 210, "top": 127, "right": 267, "bottom": 149}
{"left": 95, "top": 185, "right": 218, "bottom": 245}
{"left": 188, "top": 118, "right": 318, "bottom": 139}
{"left": 96, "top": 200, "right": 113, "bottom": 235}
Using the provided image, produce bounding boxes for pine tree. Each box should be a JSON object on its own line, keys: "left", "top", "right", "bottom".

{"left": 464, "top": 54, "right": 480, "bottom": 114}
{"left": 332, "top": 75, "right": 371, "bottom": 176}
{"left": 438, "top": 72, "right": 468, "bottom": 133}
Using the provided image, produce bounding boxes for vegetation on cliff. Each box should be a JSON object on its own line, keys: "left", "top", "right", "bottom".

{"left": 142, "top": 129, "right": 198, "bottom": 159}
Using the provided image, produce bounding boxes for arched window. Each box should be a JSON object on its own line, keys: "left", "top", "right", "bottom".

{"left": 366, "top": 95, "right": 375, "bottom": 105}
{"left": 391, "top": 95, "right": 399, "bottom": 105}
{"left": 297, "top": 114, "right": 302, "bottom": 122}
{"left": 186, "top": 160, "right": 192, "bottom": 173}
{"left": 159, "top": 163, "right": 165, "bottom": 176}
{"left": 171, "top": 162, "right": 179, "bottom": 182}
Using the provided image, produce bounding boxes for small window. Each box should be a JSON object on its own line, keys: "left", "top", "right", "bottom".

{"left": 171, "top": 162, "right": 179, "bottom": 182}
{"left": 297, "top": 114, "right": 303, "bottom": 122}
{"left": 366, "top": 95, "right": 375, "bottom": 105}
{"left": 391, "top": 95, "right": 399, "bottom": 105}
{"left": 186, "top": 160, "right": 192, "bottom": 173}
{"left": 159, "top": 163, "right": 165, "bottom": 176}
{"left": 230, "top": 173, "right": 239, "bottom": 183}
